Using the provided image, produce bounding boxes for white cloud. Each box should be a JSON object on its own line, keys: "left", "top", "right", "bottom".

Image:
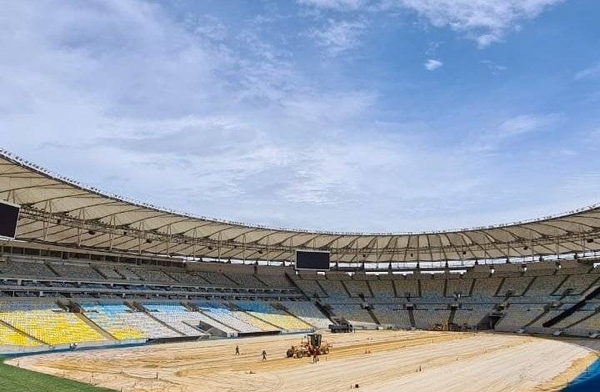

{"left": 0, "top": 0, "right": 591, "bottom": 234}
{"left": 297, "top": 0, "right": 368, "bottom": 11}
{"left": 470, "top": 113, "right": 558, "bottom": 151}
{"left": 575, "top": 62, "right": 600, "bottom": 80}
{"left": 497, "top": 114, "right": 555, "bottom": 137}
{"left": 298, "top": 0, "right": 564, "bottom": 47}
{"left": 480, "top": 60, "right": 507, "bottom": 74}
{"left": 308, "top": 18, "right": 367, "bottom": 55}
{"left": 424, "top": 58, "right": 443, "bottom": 71}
{"left": 392, "top": 0, "right": 564, "bottom": 47}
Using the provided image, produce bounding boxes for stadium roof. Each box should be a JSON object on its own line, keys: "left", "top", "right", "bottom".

{"left": 2, "top": 150, "right": 600, "bottom": 264}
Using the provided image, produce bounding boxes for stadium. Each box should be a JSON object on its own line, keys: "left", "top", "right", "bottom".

{"left": 2, "top": 1, "right": 600, "bottom": 391}
{"left": 1, "top": 150, "right": 599, "bottom": 391}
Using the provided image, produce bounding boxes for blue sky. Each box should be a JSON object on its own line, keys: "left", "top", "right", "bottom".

{"left": 1, "top": 0, "right": 600, "bottom": 233}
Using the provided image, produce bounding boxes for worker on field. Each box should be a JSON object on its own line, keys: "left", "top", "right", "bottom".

{"left": 235, "top": 345, "right": 240, "bottom": 355}
{"left": 262, "top": 349, "right": 267, "bottom": 361}
{"left": 313, "top": 351, "right": 319, "bottom": 364}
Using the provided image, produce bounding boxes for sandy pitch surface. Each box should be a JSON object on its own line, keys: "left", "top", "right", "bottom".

{"left": 9, "top": 331, "right": 598, "bottom": 392}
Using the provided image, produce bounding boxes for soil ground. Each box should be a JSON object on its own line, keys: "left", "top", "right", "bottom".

{"left": 8, "top": 330, "right": 598, "bottom": 392}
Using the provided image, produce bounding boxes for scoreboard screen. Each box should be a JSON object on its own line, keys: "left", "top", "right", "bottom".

{"left": 295, "top": 250, "right": 330, "bottom": 271}
{"left": 0, "top": 201, "right": 20, "bottom": 239}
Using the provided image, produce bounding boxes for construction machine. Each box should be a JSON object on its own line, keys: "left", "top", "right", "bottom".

{"left": 286, "top": 333, "right": 331, "bottom": 358}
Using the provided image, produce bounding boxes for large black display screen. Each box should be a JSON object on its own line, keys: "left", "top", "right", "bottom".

{"left": 295, "top": 250, "right": 330, "bottom": 271}
{"left": 0, "top": 201, "right": 20, "bottom": 239}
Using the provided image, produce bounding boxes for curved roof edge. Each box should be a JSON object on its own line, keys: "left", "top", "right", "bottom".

{"left": 1, "top": 149, "right": 600, "bottom": 262}
{"left": 2, "top": 148, "right": 599, "bottom": 236}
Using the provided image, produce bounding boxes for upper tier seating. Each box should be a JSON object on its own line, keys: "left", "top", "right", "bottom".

{"left": 471, "top": 277, "right": 503, "bottom": 297}
{"left": 368, "top": 280, "right": 395, "bottom": 299}
{"left": 197, "top": 272, "right": 235, "bottom": 287}
{"left": 420, "top": 277, "right": 445, "bottom": 299}
{"left": 227, "top": 274, "right": 265, "bottom": 288}
{"left": 498, "top": 277, "right": 533, "bottom": 296}
{"left": 556, "top": 274, "right": 600, "bottom": 295}
{"left": 168, "top": 272, "right": 209, "bottom": 286}
{"left": 51, "top": 263, "right": 104, "bottom": 280}
{"left": 344, "top": 280, "right": 373, "bottom": 297}
{"left": 133, "top": 269, "right": 176, "bottom": 283}
{"left": 113, "top": 267, "right": 142, "bottom": 281}
{"left": 258, "top": 274, "right": 294, "bottom": 288}
{"left": 446, "top": 277, "right": 473, "bottom": 297}
{"left": 524, "top": 275, "right": 566, "bottom": 297}
{"left": 0, "top": 260, "right": 56, "bottom": 279}
{"left": 319, "top": 280, "right": 350, "bottom": 299}
{"left": 292, "top": 279, "right": 328, "bottom": 298}
{"left": 94, "top": 265, "right": 125, "bottom": 280}
{"left": 393, "top": 277, "right": 419, "bottom": 298}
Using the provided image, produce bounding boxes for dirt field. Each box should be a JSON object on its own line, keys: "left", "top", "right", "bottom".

{"left": 8, "top": 331, "right": 598, "bottom": 392}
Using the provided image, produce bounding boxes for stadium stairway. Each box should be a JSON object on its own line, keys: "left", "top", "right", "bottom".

{"left": 281, "top": 272, "right": 298, "bottom": 288}
{"left": 339, "top": 281, "right": 354, "bottom": 298}
{"left": 525, "top": 307, "right": 552, "bottom": 328}
{"left": 0, "top": 319, "right": 45, "bottom": 346}
{"left": 443, "top": 279, "right": 448, "bottom": 297}
{"left": 180, "top": 302, "right": 198, "bottom": 311}
{"left": 93, "top": 266, "right": 120, "bottom": 280}
{"left": 228, "top": 303, "right": 283, "bottom": 331}
{"left": 493, "top": 277, "right": 507, "bottom": 297}
{"left": 391, "top": 279, "right": 399, "bottom": 298}
{"left": 272, "top": 302, "right": 315, "bottom": 329}
{"left": 252, "top": 274, "right": 270, "bottom": 287}
{"left": 42, "top": 262, "right": 61, "bottom": 278}
{"left": 468, "top": 279, "right": 476, "bottom": 296}
{"left": 368, "top": 284, "right": 376, "bottom": 298}
{"left": 448, "top": 307, "right": 457, "bottom": 325}
{"left": 564, "top": 308, "right": 600, "bottom": 330}
{"left": 543, "top": 286, "right": 600, "bottom": 328}
{"left": 408, "top": 307, "right": 416, "bottom": 328}
{"left": 558, "top": 288, "right": 575, "bottom": 301}
{"left": 131, "top": 302, "right": 186, "bottom": 337}
{"left": 74, "top": 313, "right": 116, "bottom": 341}
{"left": 316, "top": 281, "right": 330, "bottom": 297}
{"left": 314, "top": 301, "right": 336, "bottom": 324}
{"left": 365, "top": 305, "right": 381, "bottom": 325}
{"left": 552, "top": 276, "right": 572, "bottom": 296}
{"left": 521, "top": 277, "right": 538, "bottom": 297}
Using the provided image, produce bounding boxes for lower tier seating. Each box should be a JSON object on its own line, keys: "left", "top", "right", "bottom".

{"left": 236, "top": 302, "right": 312, "bottom": 332}
{"left": 0, "top": 302, "right": 106, "bottom": 345}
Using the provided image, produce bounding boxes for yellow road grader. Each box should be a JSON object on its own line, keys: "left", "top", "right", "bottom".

{"left": 286, "top": 333, "right": 331, "bottom": 358}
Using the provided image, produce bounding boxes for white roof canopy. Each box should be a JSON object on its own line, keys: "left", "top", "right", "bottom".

{"left": 2, "top": 150, "right": 600, "bottom": 263}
